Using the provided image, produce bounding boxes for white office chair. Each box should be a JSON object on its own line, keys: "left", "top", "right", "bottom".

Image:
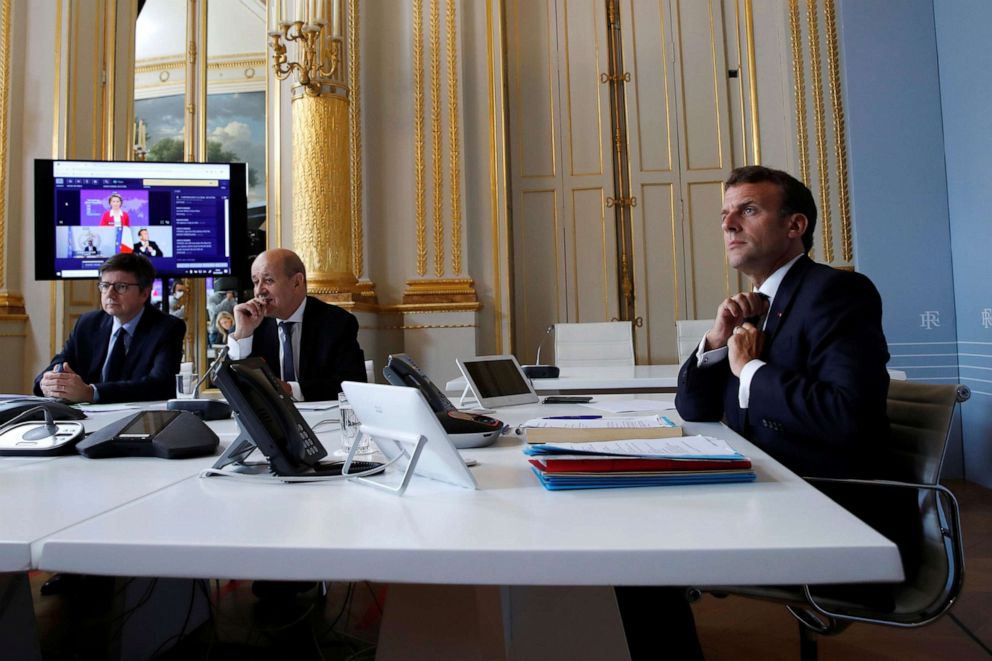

{"left": 553, "top": 322, "right": 634, "bottom": 368}
{"left": 365, "top": 359, "right": 375, "bottom": 384}
{"left": 676, "top": 319, "right": 714, "bottom": 364}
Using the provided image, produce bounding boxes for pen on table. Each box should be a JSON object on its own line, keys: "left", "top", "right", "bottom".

{"left": 542, "top": 415, "right": 602, "bottom": 420}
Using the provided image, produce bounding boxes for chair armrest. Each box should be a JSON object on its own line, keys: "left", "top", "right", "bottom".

{"left": 798, "top": 476, "right": 965, "bottom": 628}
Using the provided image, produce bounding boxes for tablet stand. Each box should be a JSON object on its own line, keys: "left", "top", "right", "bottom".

{"left": 346, "top": 424, "right": 427, "bottom": 496}
{"left": 458, "top": 385, "right": 481, "bottom": 409}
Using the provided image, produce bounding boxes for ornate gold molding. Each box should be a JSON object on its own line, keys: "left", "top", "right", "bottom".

{"left": 382, "top": 304, "right": 480, "bottom": 315}
{"left": 430, "top": 0, "right": 443, "bottom": 278}
{"left": 743, "top": 0, "right": 760, "bottom": 163}
{"left": 788, "top": 0, "right": 809, "bottom": 185}
{"left": 402, "top": 278, "right": 480, "bottom": 308}
{"left": 446, "top": 0, "right": 462, "bottom": 274}
{"left": 823, "top": 0, "right": 852, "bottom": 262}
{"left": 384, "top": 322, "right": 478, "bottom": 330}
{"left": 486, "top": 0, "right": 507, "bottom": 352}
{"left": 0, "top": 0, "right": 9, "bottom": 291}
{"left": 348, "top": 0, "right": 365, "bottom": 279}
{"left": 413, "top": 0, "right": 427, "bottom": 276}
{"left": 0, "top": 295, "right": 25, "bottom": 315}
{"left": 806, "top": 0, "right": 833, "bottom": 262}
{"left": 135, "top": 54, "right": 266, "bottom": 74}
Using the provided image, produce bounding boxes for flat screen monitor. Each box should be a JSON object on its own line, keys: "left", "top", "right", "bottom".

{"left": 34, "top": 159, "right": 248, "bottom": 281}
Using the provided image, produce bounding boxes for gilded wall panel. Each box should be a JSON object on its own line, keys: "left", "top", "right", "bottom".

{"left": 513, "top": 189, "right": 561, "bottom": 357}
{"left": 686, "top": 181, "right": 731, "bottom": 317}
{"left": 562, "top": 0, "right": 605, "bottom": 177}
{"left": 634, "top": 182, "right": 679, "bottom": 362}
{"left": 675, "top": 0, "right": 724, "bottom": 171}
{"left": 509, "top": 0, "right": 557, "bottom": 179}
{"left": 569, "top": 187, "right": 613, "bottom": 321}
{"left": 627, "top": 0, "right": 674, "bottom": 173}
{"left": 787, "top": 0, "right": 853, "bottom": 267}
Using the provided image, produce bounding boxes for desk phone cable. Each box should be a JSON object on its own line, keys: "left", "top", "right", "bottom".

{"left": 198, "top": 452, "right": 403, "bottom": 483}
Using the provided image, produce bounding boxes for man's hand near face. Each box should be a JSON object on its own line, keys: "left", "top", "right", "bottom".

{"left": 231, "top": 297, "right": 269, "bottom": 340}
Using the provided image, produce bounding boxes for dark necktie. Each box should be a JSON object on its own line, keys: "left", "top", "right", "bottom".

{"left": 279, "top": 321, "right": 297, "bottom": 382}
{"left": 103, "top": 328, "right": 128, "bottom": 382}
{"left": 745, "top": 293, "right": 771, "bottom": 329}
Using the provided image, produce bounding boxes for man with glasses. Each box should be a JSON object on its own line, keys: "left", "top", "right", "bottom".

{"left": 34, "top": 253, "right": 186, "bottom": 403}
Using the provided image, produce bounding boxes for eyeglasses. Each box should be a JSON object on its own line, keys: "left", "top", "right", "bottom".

{"left": 98, "top": 281, "right": 142, "bottom": 294}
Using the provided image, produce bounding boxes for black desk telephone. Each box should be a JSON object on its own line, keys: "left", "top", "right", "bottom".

{"left": 382, "top": 354, "right": 502, "bottom": 448}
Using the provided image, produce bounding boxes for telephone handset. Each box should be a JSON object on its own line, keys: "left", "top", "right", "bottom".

{"left": 383, "top": 354, "right": 503, "bottom": 448}
{"left": 383, "top": 353, "right": 456, "bottom": 413}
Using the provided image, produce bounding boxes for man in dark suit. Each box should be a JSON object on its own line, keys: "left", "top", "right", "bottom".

{"left": 617, "top": 166, "right": 891, "bottom": 660}
{"left": 134, "top": 228, "right": 164, "bottom": 257}
{"left": 675, "top": 165, "right": 890, "bottom": 478}
{"left": 35, "top": 253, "right": 186, "bottom": 403}
{"left": 227, "top": 248, "right": 367, "bottom": 401}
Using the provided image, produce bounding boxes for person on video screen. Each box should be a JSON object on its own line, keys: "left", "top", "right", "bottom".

{"left": 99, "top": 193, "right": 130, "bottom": 227}
{"left": 135, "top": 228, "right": 163, "bottom": 257}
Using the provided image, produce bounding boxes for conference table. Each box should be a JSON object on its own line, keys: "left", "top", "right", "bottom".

{"left": 0, "top": 395, "right": 903, "bottom": 660}
{"left": 445, "top": 365, "right": 909, "bottom": 396}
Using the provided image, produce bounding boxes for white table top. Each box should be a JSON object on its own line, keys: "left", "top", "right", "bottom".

{"left": 446, "top": 364, "right": 682, "bottom": 394}
{"left": 446, "top": 364, "right": 908, "bottom": 394}
{"left": 32, "top": 397, "right": 903, "bottom": 587}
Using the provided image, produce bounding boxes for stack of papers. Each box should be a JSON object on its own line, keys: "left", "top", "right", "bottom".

{"left": 524, "top": 435, "right": 755, "bottom": 491}
{"left": 520, "top": 415, "right": 682, "bottom": 444}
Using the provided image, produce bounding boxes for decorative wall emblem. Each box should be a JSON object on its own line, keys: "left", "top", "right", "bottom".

{"left": 920, "top": 310, "right": 941, "bottom": 330}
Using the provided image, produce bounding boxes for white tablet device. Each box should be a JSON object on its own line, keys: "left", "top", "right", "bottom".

{"left": 341, "top": 381, "right": 478, "bottom": 490}
{"left": 455, "top": 354, "right": 540, "bottom": 408}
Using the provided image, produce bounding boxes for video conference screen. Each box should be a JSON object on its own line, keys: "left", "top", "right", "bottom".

{"left": 34, "top": 159, "right": 248, "bottom": 281}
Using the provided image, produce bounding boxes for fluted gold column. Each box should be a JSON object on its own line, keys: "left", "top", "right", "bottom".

{"left": 400, "top": 0, "right": 478, "bottom": 310}
{"left": 291, "top": 85, "right": 362, "bottom": 301}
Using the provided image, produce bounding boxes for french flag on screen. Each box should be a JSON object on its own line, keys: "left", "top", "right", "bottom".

{"left": 116, "top": 226, "right": 133, "bottom": 254}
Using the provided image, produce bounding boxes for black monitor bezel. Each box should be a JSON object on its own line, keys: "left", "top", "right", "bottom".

{"left": 34, "top": 158, "right": 249, "bottom": 282}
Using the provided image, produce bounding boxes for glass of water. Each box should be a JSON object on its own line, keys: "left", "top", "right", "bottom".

{"left": 338, "top": 392, "right": 373, "bottom": 456}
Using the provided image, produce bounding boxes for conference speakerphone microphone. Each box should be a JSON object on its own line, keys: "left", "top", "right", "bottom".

{"left": 521, "top": 324, "right": 560, "bottom": 379}
{"left": 0, "top": 405, "right": 86, "bottom": 456}
{"left": 77, "top": 410, "right": 219, "bottom": 459}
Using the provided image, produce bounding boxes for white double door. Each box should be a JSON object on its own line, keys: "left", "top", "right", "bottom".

{"left": 507, "top": 0, "right": 744, "bottom": 364}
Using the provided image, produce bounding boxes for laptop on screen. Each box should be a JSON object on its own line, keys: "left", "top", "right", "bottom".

{"left": 455, "top": 355, "right": 540, "bottom": 408}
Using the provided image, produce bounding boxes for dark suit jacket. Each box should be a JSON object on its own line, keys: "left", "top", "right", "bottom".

{"left": 675, "top": 256, "right": 891, "bottom": 479}
{"left": 34, "top": 304, "right": 186, "bottom": 403}
{"left": 247, "top": 296, "right": 367, "bottom": 401}
{"left": 136, "top": 241, "right": 163, "bottom": 257}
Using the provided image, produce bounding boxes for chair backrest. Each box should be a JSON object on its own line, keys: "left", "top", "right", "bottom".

{"left": 676, "top": 319, "right": 714, "bottom": 364}
{"left": 886, "top": 380, "right": 962, "bottom": 485}
{"left": 553, "top": 322, "right": 634, "bottom": 368}
{"left": 809, "top": 380, "right": 968, "bottom": 627}
{"left": 886, "top": 381, "right": 967, "bottom": 623}
{"left": 365, "top": 359, "right": 375, "bottom": 384}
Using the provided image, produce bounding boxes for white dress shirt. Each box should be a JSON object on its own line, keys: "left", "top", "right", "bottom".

{"left": 227, "top": 297, "right": 307, "bottom": 401}
{"left": 694, "top": 253, "right": 804, "bottom": 409}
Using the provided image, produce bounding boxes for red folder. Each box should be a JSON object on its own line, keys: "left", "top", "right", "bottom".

{"left": 528, "top": 456, "right": 752, "bottom": 474}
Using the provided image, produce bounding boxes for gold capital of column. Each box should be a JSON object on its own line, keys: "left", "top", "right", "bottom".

{"left": 0, "top": 293, "right": 26, "bottom": 316}
{"left": 398, "top": 278, "right": 480, "bottom": 312}
{"left": 291, "top": 86, "right": 371, "bottom": 306}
